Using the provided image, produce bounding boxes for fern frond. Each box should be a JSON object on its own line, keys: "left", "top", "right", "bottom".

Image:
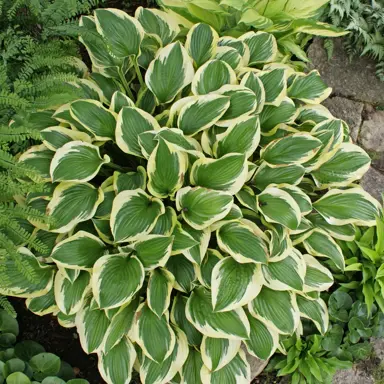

{"left": 0, "top": 124, "right": 41, "bottom": 143}
{"left": 0, "top": 296, "right": 16, "bottom": 317}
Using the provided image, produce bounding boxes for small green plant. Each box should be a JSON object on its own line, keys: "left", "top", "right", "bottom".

{"left": 327, "top": 0, "right": 384, "bottom": 80}
{"left": 267, "top": 334, "right": 352, "bottom": 383}
{"left": 0, "top": 6, "right": 380, "bottom": 384}
{"left": 336, "top": 210, "right": 384, "bottom": 313}
{"left": 157, "top": 0, "right": 347, "bottom": 65}
{"left": 0, "top": 309, "right": 88, "bottom": 384}
{"left": 267, "top": 291, "right": 384, "bottom": 383}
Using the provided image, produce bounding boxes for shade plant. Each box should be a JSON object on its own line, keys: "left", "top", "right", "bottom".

{"left": 0, "top": 6, "right": 380, "bottom": 384}
{"left": 157, "top": 0, "right": 348, "bottom": 64}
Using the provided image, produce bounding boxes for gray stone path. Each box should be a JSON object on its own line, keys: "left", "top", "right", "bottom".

{"left": 308, "top": 37, "right": 384, "bottom": 203}
{"left": 308, "top": 37, "right": 384, "bottom": 384}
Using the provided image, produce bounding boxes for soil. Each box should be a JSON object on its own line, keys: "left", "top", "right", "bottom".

{"left": 10, "top": 298, "right": 105, "bottom": 384}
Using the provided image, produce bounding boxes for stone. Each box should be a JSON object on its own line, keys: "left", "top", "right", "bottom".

{"left": 307, "top": 38, "right": 384, "bottom": 105}
{"left": 358, "top": 110, "right": 384, "bottom": 171}
{"left": 333, "top": 368, "right": 373, "bottom": 384}
{"left": 322, "top": 96, "right": 364, "bottom": 141}
{"left": 361, "top": 167, "right": 384, "bottom": 202}
{"left": 241, "top": 345, "right": 269, "bottom": 380}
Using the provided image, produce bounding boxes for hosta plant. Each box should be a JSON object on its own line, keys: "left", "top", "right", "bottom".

{"left": 0, "top": 7, "right": 381, "bottom": 384}
{"left": 157, "top": 0, "right": 348, "bottom": 63}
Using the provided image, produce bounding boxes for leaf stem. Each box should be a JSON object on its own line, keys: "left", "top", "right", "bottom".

{"left": 105, "top": 162, "right": 129, "bottom": 173}
{"left": 118, "top": 69, "right": 135, "bottom": 101}
{"left": 134, "top": 60, "right": 145, "bottom": 87}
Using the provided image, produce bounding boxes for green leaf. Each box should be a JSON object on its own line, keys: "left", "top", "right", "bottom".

{"left": 313, "top": 188, "right": 381, "bottom": 227}
{"left": 244, "top": 312, "right": 279, "bottom": 360}
{"left": 240, "top": 72, "right": 265, "bottom": 113}
{"left": 171, "top": 295, "right": 202, "bottom": 346}
{"left": 76, "top": 298, "right": 110, "bottom": 354}
{"left": 288, "top": 70, "right": 332, "bottom": 104}
{"left": 257, "top": 68, "right": 287, "bottom": 106}
{"left": 50, "top": 142, "right": 109, "bottom": 183}
{"left": 147, "top": 138, "right": 188, "bottom": 198}
{"left": 262, "top": 250, "right": 306, "bottom": 291}
{"left": 212, "top": 257, "right": 263, "bottom": 312}
{"left": 111, "top": 189, "right": 165, "bottom": 242}
{"left": 116, "top": 106, "right": 160, "bottom": 157}
{"left": 19, "top": 145, "right": 54, "bottom": 181}
{"left": 41, "top": 127, "right": 92, "bottom": 152}
{"left": 176, "top": 186, "right": 233, "bottom": 230}
{"left": 103, "top": 297, "right": 139, "bottom": 352}
{"left": 113, "top": 167, "right": 147, "bottom": 193}
{"left": 98, "top": 337, "right": 136, "bottom": 384}
{"left": 95, "top": 9, "right": 144, "bottom": 58}
{"left": 92, "top": 254, "right": 144, "bottom": 309}
{"left": 259, "top": 97, "right": 297, "bottom": 133}
{"left": 201, "top": 336, "right": 240, "bottom": 372}
{"left": 54, "top": 271, "right": 91, "bottom": 315}
{"left": 239, "top": 31, "right": 277, "bottom": 64}
{"left": 29, "top": 353, "right": 60, "bottom": 381}
{"left": 311, "top": 143, "right": 371, "bottom": 188}
{"left": 135, "top": 7, "right": 179, "bottom": 46}
{"left": 51, "top": 231, "right": 106, "bottom": 270}
{"left": 217, "top": 221, "right": 268, "bottom": 264}
{"left": 70, "top": 100, "right": 116, "bottom": 141}
{"left": 186, "top": 287, "right": 250, "bottom": 339}
{"left": 6, "top": 372, "right": 31, "bottom": 384}
{"left": 303, "top": 229, "right": 345, "bottom": 271}
{"left": 215, "top": 85, "right": 257, "bottom": 126}
{"left": 139, "top": 326, "right": 188, "bottom": 384}
{"left": 200, "top": 350, "right": 250, "bottom": 383}
{"left": 14, "top": 341, "right": 44, "bottom": 362}
{"left": 296, "top": 296, "right": 329, "bottom": 334}
{"left": 191, "top": 153, "right": 247, "bottom": 194}
{"left": 261, "top": 133, "right": 321, "bottom": 166}
{"left": 145, "top": 42, "right": 194, "bottom": 104}
{"left": 166, "top": 254, "right": 196, "bottom": 293}
{"left": 47, "top": 182, "right": 103, "bottom": 233}
{"left": 182, "top": 224, "right": 210, "bottom": 265}
{"left": 0, "top": 248, "right": 54, "bottom": 299}
{"left": 196, "top": 249, "right": 223, "bottom": 288}
{"left": 134, "top": 235, "right": 174, "bottom": 270}
{"left": 192, "top": 60, "right": 236, "bottom": 95}
{"left": 213, "top": 115, "right": 260, "bottom": 159}
{"left": 132, "top": 303, "right": 175, "bottom": 363}
{"left": 181, "top": 348, "right": 204, "bottom": 384}
{"left": 303, "top": 254, "right": 334, "bottom": 292}
{"left": 178, "top": 95, "right": 230, "bottom": 136}
{"left": 254, "top": 162, "right": 305, "bottom": 190}
{"left": 148, "top": 268, "right": 174, "bottom": 317}
{"left": 249, "top": 287, "right": 299, "bottom": 334}
{"left": 258, "top": 187, "right": 301, "bottom": 230}
{"left": 186, "top": 23, "right": 219, "bottom": 67}
{"left": 110, "top": 91, "right": 134, "bottom": 113}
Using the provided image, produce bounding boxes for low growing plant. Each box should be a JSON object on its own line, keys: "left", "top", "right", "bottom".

{"left": 266, "top": 290, "right": 384, "bottom": 383}
{"left": 157, "top": 0, "right": 348, "bottom": 64}
{"left": 335, "top": 210, "right": 384, "bottom": 313}
{"left": 0, "top": 309, "right": 88, "bottom": 384}
{"left": 0, "top": 6, "right": 380, "bottom": 384}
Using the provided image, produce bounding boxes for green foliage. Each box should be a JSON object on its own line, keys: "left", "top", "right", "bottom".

{"left": 0, "top": 0, "right": 105, "bottom": 124}
{"left": 267, "top": 334, "right": 352, "bottom": 383}
{"left": 157, "top": 0, "right": 347, "bottom": 65}
{"left": 0, "top": 309, "right": 89, "bottom": 383}
{"left": 327, "top": 0, "right": 384, "bottom": 80}
{"left": 335, "top": 208, "right": 384, "bottom": 313}
{"left": 0, "top": 6, "right": 379, "bottom": 384}
{"left": 267, "top": 290, "right": 384, "bottom": 383}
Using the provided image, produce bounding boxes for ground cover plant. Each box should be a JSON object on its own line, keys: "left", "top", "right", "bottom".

{"left": 0, "top": 309, "right": 89, "bottom": 383}
{"left": 157, "top": 0, "right": 348, "bottom": 65}
{"left": 0, "top": 5, "right": 381, "bottom": 384}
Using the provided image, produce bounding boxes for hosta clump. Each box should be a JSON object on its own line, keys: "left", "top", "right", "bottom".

{"left": 1, "top": 7, "right": 381, "bottom": 384}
